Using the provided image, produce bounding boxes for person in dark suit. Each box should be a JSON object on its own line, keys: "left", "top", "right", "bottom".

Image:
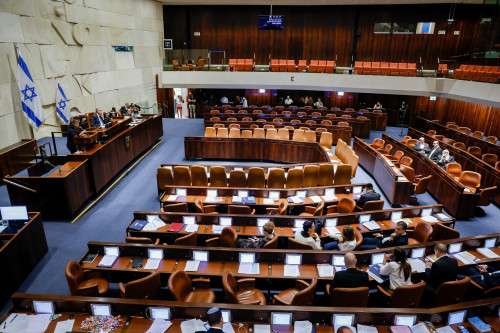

{"left": 195, "top": 307, "right": 224, "bottom": 333}
{"left": 415, "top": 137, "right": 429, "bottom": 154}
{"left": 66, "top": 119, "right": 87, "bottom": 154}
{"left": 355, "top": 184, "right": 381, "bottom": 209}
{"left": 359, "top": 221, "right": 408, "bottom": 250}
{"left": 427, "top": 141, "right": 442, "bottom": 161}
{"left": 90, "top": 108, "right": 106, "bottom": 128}
{"left": 460, "top": 265, "right": 500, "bottom": 290}
{"left": 331, "top": 253, "right": 369, "bottom": 289}
{"left": 424, "top": 243, "right": 459, "bottom": 292}
{"left": 436, "top": 149, "right": 455, "bottom": 169}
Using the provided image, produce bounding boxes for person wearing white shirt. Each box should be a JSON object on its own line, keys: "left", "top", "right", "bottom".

{"left": 323, "top": 225, "right": 357, "bottom": 251}
{"left": 374, "top": 101, "right": 383, "bottom": 109}
{"left": 220, "top": 96, "right": 229, "bottom": 103}
{"left": 380, "top": 248, "right": 412, "bottom": 290}
{"left": 294, "top": 220, "right": 322, "bottom": 249}
{"left": 241, "top": 96, "right": 248, "bottom": 107}
{"left": 314, "top": 97, "right": 324, "bottom": 108}
{"left": 284, "top": 95, "right": 293, "bottom": 105}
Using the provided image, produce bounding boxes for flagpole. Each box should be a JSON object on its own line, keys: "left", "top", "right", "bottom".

{"left": 15, "top": 45, "right": 35, "bottom": 140}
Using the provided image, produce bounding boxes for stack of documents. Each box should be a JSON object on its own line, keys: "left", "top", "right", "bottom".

{"left": 263, "top": 198, "right": 275, "bottom": 204}
{"left": 357, "top": 324, "right": 378, "bottom": 333}
{"left": 408, "top": 258, "right": 426, "bottom": 273}
{"left": 362, "top": 221, "right": 380, "bottom": 230}
{"left": 288, "top": 196, "right": 304, "bottom": 204}
{"left": 144, "top": 258, "right": 161, "bottom": 270}
{"left": 321, "top": 194, "right": 338, "bottom": 201}
{"left": 146, "top": 320, "right": 172, "bottom": 333}
{"left": 309, "top": 196, "right": 322, "bottom": 203}
{"left": 97, "top": 255, "right": 118, "bottom": 268}
{"left": 325, "top": 226, "right": 341, "bottom": 236}
{"left": 184, "top": 260, "right": 200, "bottom": 272}
{"left": 477, "top": 247, "right": 500, "bottom": 259}
{"left": 212, "top": 225, "right": 225, "bottom": 233}
{"left": 54, "top": 319, "right": 75, "bottom": 333}
{"left": 205, "top": 197, "right": 223, "bottom": 203}
{"left": 180, "top": 319, "right": 207, "bottom": 333}
{"left": 410, "top": 323, "right": 431, "bottom": 333}
{"left": 238, "top": 263, "right": 260, "bottom": 274}
{"left": 317, "top": 264, "right": 334, "bottom": 277}
{"left": 420, "top": 216, "right": 438, "bottom": 223}
{"left": 185, "top": 224, "right": 199, "bottom": 233}
{"left": 284, "top": 264, "right": 300, "bottom": 277}
{"left": 254, "top": 325, "right": 271, "bottom": 333}
{"left": 232, "top": 196, "right": 243, "bottom": 203}
{"left": 143, "top": 215, "right": 166, "bottom": 231}
{"left": 454, "top": 251, "right": 478, "bottom": 265}
{"left": 1, "top": 313, "right": 52, "bottom": 333}
{"left": 165, "top": 195, "right": 178, "bottom": 201}
{"left": 294, "top": 321, "right": 313, "bottom": 333}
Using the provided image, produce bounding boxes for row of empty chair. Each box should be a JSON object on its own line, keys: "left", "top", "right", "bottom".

{"left": 228, "top": 59, "right": 254, "bottom": 71}
{"left": 449, "top": 65, "right": 500, "bottom": 83}
{"left": 209, "top": 115, "right": 366, "bottom": 123}
{"left": 209, "top": 107, "right": 383, "bottom": 114}
{"left": 443, "top": 122, "right": 498, "bottom": 145}
{"left": 354, "top": 62, "right": 418, "bottom": 76}
{"left": 270, "top": 59, "right": 336, "bottom": 73}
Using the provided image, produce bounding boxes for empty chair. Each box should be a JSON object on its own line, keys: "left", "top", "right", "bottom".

{"left": 472, "top": 131, "right": 483, "bottom": 139}
{"left": 359, "top": 200, "right": 384, "bottom": 211}
{"left": 482, "top": 153, "right": 498, "bottom": 165}
{"left": 277, "top": 128, "right": 290, "bottom": 140}
{"left": 205, "top": 127, "right": 216, "bottom": 137}
{"left": 210, "top": 166, "right": 227, "bottom": 187}
{"left": 446, "top": 163, "right": 462, "bottom": 177}
{"left": 434, "top": 277, "right": 471, "bottom": 307}
{"left": 228, "top": 128, "right": 240, "bottom": 138}
{"left": 286, "top": 168, "right": 304, "bottom": 188}
{"left": 304, "top": 130, "right": 316, "bottom": 143}
{"left": 303, "top": 165, "right": 319, "bottom": 187}
{"left": 226, "top": 117, "right": 237, "bottom": 122}
{"left": 228, "top": 205, "right": 255, "bottom": 215}
{"left": 223, "top": 271, "right": 266, "bottom": 305}
{"left": 125, "top": 236, "right": 159, "bottom": 244}
{"left": 467, "top": 146, "right": 482, "bottom": 158}
{"left": 266, "top": 128, "right": 278, "bottom": 139}
{"left": 194, "top": 199, "right": 218, "bottom": 214}
{"left": 377, "top": 281, "right": 426, "bottom": 308}
{"left": 173, "top": 166, "right": 191, "bottom": 186}
{"left": 430, "top": 223, "right": 460, "bottom": 241}
{"left": 217, "top": 127, "right": 228, "bottom": 138}
{"left": 191, "top": 165, "right": 208, "bottom": 186}
{"left": 485, "top": 136, "right": 497, "bottom": 144}
{"left": 400, "top": 164, "right": 416, "bottom": 182}
{"left": 229, "top": 170, "right": 247, "bottom": 187}
{"left": 442, "top": 138, "right": 455, "bottom": 145}
{"left": 292, "top": 129, "right": 305, "bottom": 141}
{"left": 253, "top": 128, "right": 265, "bottom": 138}
{"left": 478, "top": 186, "right": 498, "bottom": 208}
{"left": 247, "top": 167, "right": 266, "bottom": 188}
{"left": 318, "top": 164, "right": 334, "bottom": 185}
{"left": 319, "top": 132, "right": 333, "bottom": 149}
{"left": 406, "top": 139, "right": 418, "bottom": 148}
{"left": 266, "top": 200, "right": 288, "bottom": 215}
{"left": 378, "top": 144, "right": 393, "bottom": 155}
{"left": 273, "top": 279, "right": 317, "bottom": 306}
{"left": 327, "top": 286, "right": 369, "bottom": 307}
{"left": 433, "top": 134, "right": 445, "bottom": 141}
{"left": 242, "top": 116, "right": 252, "bottom": 121}
{"left": 263, "top": 124, "right": 275, "bottom": 129}
{"left": 210, "top": 117, "right": 221, "bottom": 122}
{"left": 388, "top": 150, "right": 404, "bottom": 163}
{"left": 401, "top": 136, "right": 411, "bottom": 144}
{"left": 407, "top": 222, "right": 433, "bottom": 245}
{"left": 321, "top": 120, "right": 332, "bottom": 126}
{"left": 206, "top": 227, "right": 238, "bottom": 247}
{"left": 427, "top": 130, "right": 436, "bottom": 136}
{"left": 162, "top": 202, "right": 188, "bottom": 213}
{"left": 337, "top": 121, "right": 349, "bottom": 127}
{"left": 299, "top": 201, "right": 325, "bottom": 217}
{"left": 174, "top": 232, "right": 198, "bottom": 246}
{"left": 168, "top": 270, "right": 215, "bottom": 303}
{"left": 241, "top": 130, "right": 253, "bottom": 138}
{"left": 288, "top": 237, "right": 314, "bottom": 250}
{"left": 370, "top": 138, "right": 385, "bottom": 149}
{"left": 447, "top": 124, "right": 459, "bottom": 130}
{"left": 305, "top": 120, "right": 316, "bottom": 126}
{"left": 119, "top": 272, "right": 161, "bottom": 300}
{"left": 333, "top": 164, "right": 352, "bottom": 185}
{"left": 65, "top": 261, "right": 109, "bottom": 296}
{"left": 399, "top": 156, "right": 413, "bottom": 167}
{"left": 458, "top": 127, "right": 471, "bottom": 135}
{"left": 453, "top": 142, "right": 466, "bottom": 150}
{"left": 458, "top": 171, "right": 481, "bottom": 189}
{"left": 268, "top": 168, "right": 286, "bottom": 188}
{"left": 213, "top": 123, "right": 225, "bottom": 128}
{"left": 157, "top": 167, "right": 173, "bottom": 194}
{"left": 327, "top": 197, "right": 356, "bottom": 215}
{"left": 411, "top": 175, "right": 432, "bottom": 204}
{"left": 229, "top": 124, "right": 240, "bottom": 129}
{"left": 445, "top": 122, "right": 456, "bottom": 127}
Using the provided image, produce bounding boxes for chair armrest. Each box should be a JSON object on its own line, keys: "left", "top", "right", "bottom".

{"left": 237, "top": 278, "right": 256, "bottom": 290}
{"left": 118, "top": 282, "right": 126, "bottom": 297}
{"left": 377, "top": 284, "right": 391, "bottom": 298}
{"left": 154, "top": 238, "right": 160, "bottom": 245}
{"left": 296, "top": 279, "right": 310, "bottom": 290}
{"left": 250, "top": 209, "right": 256, "bottom": 215}
{"left": 355, "top": 205, "right": 363, "bottom": 211}
{"left": 192, "top": 278, "right": 211, "bottom": 289}
{"left": 205, "top": 237, "right": 219, "bottom": 247}
{"left": 325, "top": 283, "right": 331, "bottom": 296}
{"left": 326, "top": 205, "right": 338, "bottom": 214}
{"left": 304, "top": 206, "right": 316, "bottom": 214}
{"left": 205, "top": 205, "right": 217, "bottom": 213}
{"left": 266, "top": 208, "right": 279, "bottom": 214}
{"left": 415, "top": 174, "right": 423, "bottom": 179}
{"left": 83, "top": 270, "right": 102, "bottom": 280}
{"left": 273, "top": 294, "right": 291, "bottom": 305}
{"left": 470, "top": 279, "right": 484, "bottom": 290}
{"left": 79, "top": 282, "right": 100, "bottom": 296}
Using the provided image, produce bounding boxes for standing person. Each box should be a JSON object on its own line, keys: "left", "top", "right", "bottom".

{"left": 188, "top": 92, "right": 196, "bottom": 118}
{"left": 307, "top": 97, "right": 314, "bottom": 106}
{"left": 304, "top": 96, "right": 309, "bottom": 106}
{"left": 297, "top": 97, "right": 305, "bottom": 107}
{"left": 284, "top": 95, "right": 293, "bottom": 106}
{"left": 380, "top": 248, "right": 412, "bottom": 290}
{"left": 66, "top": 119, "right": 87, "bottom": 154}
{"left": 314, "top": 97, "right": 324, "bottom": 108}
{"left": 374, "top": 101, "right": 383, "bottom": 110}
{"left": 176, "top": 95, "right": 184, "bottom": 118}
{"left": 241, "top": 96, "right": 248, "bottom": 107}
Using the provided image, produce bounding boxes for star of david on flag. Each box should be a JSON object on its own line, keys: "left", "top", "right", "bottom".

{"left": 56, "top": 83, "right": 70, "bottom": 124}
{"left": 17, "top": 53, "right": 44, "bottom": 129}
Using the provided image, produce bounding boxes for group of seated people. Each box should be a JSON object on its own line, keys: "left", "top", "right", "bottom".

{"left": 414, "top": 137, "right": 455, "bottom": 168}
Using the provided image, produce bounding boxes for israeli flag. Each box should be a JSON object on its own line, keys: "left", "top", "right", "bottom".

{"left": 56, "top": 83, "right": 70, "bottom": 124}
{"left": 17, "top": 53, "right": 44, "bottom": 129}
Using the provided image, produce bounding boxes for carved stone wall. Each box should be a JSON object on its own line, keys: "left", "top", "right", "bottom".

{"left": 0, "top": 0, "right": 164, "bottom": 148}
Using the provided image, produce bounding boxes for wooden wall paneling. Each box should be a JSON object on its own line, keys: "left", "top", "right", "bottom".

{"left": 245, "top": 89, "right": 277, "bottom": 106}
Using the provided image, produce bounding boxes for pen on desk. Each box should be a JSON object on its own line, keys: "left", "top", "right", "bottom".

{"left": 10, "top": 314, "right": 17, "bottom": 323}
{"left": 271, "top": 329, "right": 279, "bottom": 333}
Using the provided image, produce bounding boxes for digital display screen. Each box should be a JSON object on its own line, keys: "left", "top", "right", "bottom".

{"left": 238, "top": 190, "right": 249, "bottom": 197}
{"left": 391, "top": 211, "right": 403, "bottom": 221}
{"left": 92, "top": 304, "right": 111, "bottom": 316}
{"left": 394, "top": 315, "right": 416, "bottom": 326}
{"left": 359, "top": 215, "right": 371, "bottom": 223}
{"left": 220, "top": 217, "right": 232, "bottom": 226}
{"left": 332, "top": 255, "right": 345, "bottom": 266}
{"left": 151, "top": 307, "right": 170, "bottom": 320}
{"left": 371, "top": 253, "right": 385, "bottom": 265}
{"left": 484, "top": 238, "right": 497, "bottom": 248}
{"left": 183, "top": 216, "right": 196, "bottom": 225}
{"left": 0, "top": 206, "right": 28, "bottom": 220}
{"left": 286, "top": 254, "right": 301, "bottom": 265}
{"left": 294, "top": 219, "right": 306, "bottom": 228}
{"left": 222, "top": 310, "right": 231, "bottom": 323}
{"left": 296, "top": 190, "right": 307, "bottom": 198}
{"left": 411, "top": 248, "right": 425, "bottom": 258}
{"left": 449, "top": 243, "right": 462, "bottom": 254}
{"left": 34, "top": 301, "right": 54, "bottom": 314}
{"left": 333, "top": 314, "right": 354, "bottom": 326}
{"left": 207, "top": 189, "right": 218, "bottom": 197}
{"left": 272, "top": 312, "right": 292, "bottom": 325}
{"left": 193, "top": 251, "right": 209, "bottom": 261}
{"left": 104, "top": 247, "right": 119, "bottom": 256}
{"left": 148, "top": 249, "right": 163, "bottom": 259}
{"left": 325, "top": 218, "right": 338, "bottom": 227}
{"left": 257, "top": 218, "right": 270, "bottom": 227}
{"left": 258, "top": 15, "right": 284, "bottom": 30}
{"left": 448, "top": 311, "right": 466, "bottom": 325}
{"left": 269, "top": 191, "right": 280, "bottom": 200}
{"left": 239, "top": 252, "right": 255, "bottom": 263}
{"left": 421, "top": 208, "right": 432, "bottom": 217}
{"left": 176, "top": 188, "right": 187, "bottom": 196}
{"left": 353, "top": 186, "right": 362, "bottom": 194}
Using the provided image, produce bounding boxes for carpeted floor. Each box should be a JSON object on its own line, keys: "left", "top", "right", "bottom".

{"left": 0, "top": 119, "right": 498, "bottom": 313}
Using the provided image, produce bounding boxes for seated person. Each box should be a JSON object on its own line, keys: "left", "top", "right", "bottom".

{"left": 120, "top": 103, "right": 130, "bottom": 114}
{"left": 436, "top": 149, "right": 455, "bottom": 168}
{"left": 237, "top": 222, "right": 275, "bottom": 248}
{"left": 423, "top": 243, "right": 458, "bottom": 292}
{"left": 295, "top": 220, "right": 337, "bottom": 250}
{"left": 195, "top": 307, "right": 224, "bottom": 333}
{"left": 66, "top": 119, "right": 87, "bottom": 154}
{"left": 415, "top": 137, "right": 429, "bottom": 154}
{"left": 355, "top": 184, "right": 381, "bottom": 209}
{"left": 380, "top": 248, "right": 412, "bottom": 290}
{"left": 427, "top": 141, "right": 442, "bottom": 161}
{"left": 323, "top": 225, "right": 357, "bottom": 251}
{"left": 460, "top": 264, "right": 500, "bottom": 290}
{"left": 331, "top": 252, "right": 369, "bottom": 288}
{"left": 90, "top": 108, "right": 106, "bottom": 128}
{"left": 359, "top": 221, "right": 408, "bottom": 250}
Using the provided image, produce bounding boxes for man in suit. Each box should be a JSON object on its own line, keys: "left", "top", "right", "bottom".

{"left": 331, "top": 253, "right": 369, "bottom": 289}
{"left": 460, "top": 265, "right": 500, "bottom": 290}
{"left": 195, "top": 307, "right": 224, "bottom": 333}
{"left": 355, "top": 184, "right": 381, "bottom": 209}
{"left": 424, "top": 243, "right": 459, "bottom": 292}
{"left": 359, "top": 221, "right": 408, "bottom": 250}
{"left": 415, "top": 137, "right": 429, "bottom": 154}
{"left": 120, "top": 103, "right": 130, "bottom": 114}
{"left": 436, "top": 149, "right": 455, "bottom": 169}
{"left": 427, "top": 141, "right": 442, "bottom": 161}
{"left": 90, "top": 108, "right": 106, "bottom": 128}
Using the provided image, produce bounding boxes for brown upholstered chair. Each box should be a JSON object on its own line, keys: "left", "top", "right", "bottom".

{"left": 303, "top": 165, "right": 319, "bottom": 187}
{"left": 467, "top": 146, "right": 482, "bottom": 158}
{"left": 378, "top": 144, "right": 393, "bottom": 155}
{"left": 173, "top": 166, "right": 191, "bottom": 186}
{"left": 266, "top": 128, "right": 278, "bottom": 139}
{"left": 65, "top": 260, "right": 109, "bottom": 296}
{"left": 217, "top": 127, "right": 229, "bottom": 138}
{"left": 320, "top": 132, "right": 333, "bottom": 149}
{"left": 327, "top": 197, "right": 356, "bottom": 215}
{"left": 206, "top": 227, "right": 237, "bottom": 247}
{"left": 427, "top": 130, "right": 436, "bottom": 136}
{"left": 210, "top": 166, "right": 227, "bottom": 187}
{"left": 478, "top": 186, "right": 498, "bottom": 207}
{"left": 292, "top": 129, "right": 305, "bottom": 141}
{"left": 445, "top": 122, "right": 456, "bottom": 127}
{"left": 222, "top": 271, "right": 266, "bottom": 305}
{"left": 458, "top": 171, "right": 481, "bottom": 188}
{"left": 387, "top": 150, "right": 404, "bottom": 163}
{"left": 125, "top": 236, "right": 159, "bottom": 244}
{"left": 241, "top": 130, "right": 253, "bottom": 138}
{"left": 288, "top": 237, "right": 314, "bottom": 250}
{"left": 277, "top": 128, "right": 290, "bottom": 140}
{"left": 286, "top": 168, "right": 303, "bottom": 188}
{"left": 213, "top": 123, "right": 225, "bottom": 129}
{"left": 265, "top": 200, "right": 288, "bottom": 215}
{"left": 399, "top": 156, "right": 413, "bottom": 167}
{"left": 318, "top": 164, "right": 334, "bottom": 186}
{"left": 485, "top": 136, "right": 497, "bottom": 144}
{"left": 174, "top": 232, "right": 198, "bottom": 246}
{"left": 268, "top": 168, "right": 286, "bottom": 188}
{"left": 359, "top": 200, "right": 384, "bottom": 212}
{"left": 300, "top": 201, "right": 325, "bottom": 216}
{"left": 400, "top": 164, "right": 416, "bottom": 182}
{"left": 401, "top": 136, "right": 411, "bottom": 144}
{"left": 194, "top": 199, "right": 218, "bottom": 214}
{"left": 326, "top": 285, "right": 369, "bottom": 307}
{"left": 370, "top": 138, "right": 385, "bottom": 149}
{"left": 263, "top": 235, "right": 279, "bottom": 248}
{"left": 228, "top": 170, "right": 247, "bottom": 187}
{"left": 273, "top": 279, "right": 317, "bottom": 306}
{"left": 433, "top": 134, "right": 445, "bottom": 141}
{"left": 407, "top": 222, "right": 433, "bottom": 245}
{"left": 442, "top": 138, "right": 455, "bottom": 145}
{"left": 434, "top": 277, "right": 470, "bottom": 307}
{"left": 210, "top": 117, "right": 221, "bottom": 122}
{"left": 191, "top": 165, "right": 209, "bottom": 186}
{"left": 228, "top": 205, "right": 255, "bottom": 215}
{"left": 472, "top": 131, "right": 483, "bottom": 139}
{"left": 162, "top": 202, "right": 188, "bottom": 213}
{"left": 457, "top": 127, "right": 471, "bottom": 135}
{"left": 453, "top": 142, "right": 466, "bottom": 150}
{"left": 248, "top": 167, "right": 266, "bottom": 188}
{"left": 411, "top": 175, "right": 432, "bottom": 203}
{"left": 353, "top": 227, "right": 364, "bottom": 250}
{"left": 119, "top": 272, "right": 161, "bottom": 300}
{"left": 482, "top": 153, "right": 498, "bottom": 165}
{"left": 157, "top": 167, "right": 173, "bottom": 194}
{"left": 337, "top": 121, "right": 349, "bottom": 127}
{"left": 446, "top": 163, "right": 462, "bottom": 178}
{"left": 228, "top": 128, "right": 240, "bottom": 137}
{"left": 321, "top": 120, "right": 332, "bottom": 126}
{"left": 377, "top": 281, "right": 426, "bottom": 308}
{"left": 333, "top": 164, "right": 352, "bottom": 185}
{"left": 406, "top": 139, "right": 418, "bottom": 148}
{"left": 168, "top": 270, "right": 215, "bottom": 303}
{"left": 430, "top": 223, "right": 460, "bottom": 241}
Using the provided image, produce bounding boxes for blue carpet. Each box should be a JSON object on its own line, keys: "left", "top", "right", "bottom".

{"left": 0, "top": 119, "right": 498, "bottom": 312}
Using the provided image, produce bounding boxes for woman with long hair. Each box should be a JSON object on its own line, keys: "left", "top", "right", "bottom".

{"left": 380, "top": 247, "right": 412, "bottom": 290}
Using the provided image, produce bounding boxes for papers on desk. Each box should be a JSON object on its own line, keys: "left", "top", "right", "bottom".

{"left": 284, "top": 264, "right": 300, "bottom": 277}
{"left": 408, "top": 258, "right": 427, "bottom": 273}
{"left": 410, "top": 323, "right": 431, "bottom": 333}
{"left": 288, "top": 196, "right": 304, "bottom": 204}
{"left": 310, "top": 195, "right": 322, "bottom": 203}
{"left": 477, "top": 247, "right": 500, "bottom": 259}
{"left": 425, "top": 254, "right": 437, "bottom": 263}
{"left": 232, "top": 196, "right": 243, "bottom": 203}
{"left": 145, "top": 215, "right": 166, "bottom": 230}
{"left": 184, "top": 260, "right": 200, "bottom": 272}
{"left": 294, "top": 321, "right": 313, "bottom": 333}
{"left": 254, "top": 324, "right": 271, "bottom": 333}
{"left": 184, "top": 224, "right": 199, "bottom": 233}
{"left": 464, "top": 188, "right": 472, "bottom": 193}
{"left": 143, "top": 223, "right": 157, "bottom": 231}
{"left": 181, "top": 319, "right": 207, "bottom": 333}
{"left": 358, "top": 324, "right": 379, "bottom": 333}
{"left": 97, "top": 255, "right": 118, "bottom": 268}
{"left": 263, "top": 198, "right": 275, "bottom": 204}
{"left": 362, "top": 221, "right": 380, "bottom": 231}
{"left": 326, "top": 226, "right": 341, "bottom": 236}
{"left": 54, "top": 319, "right": 75, "bottom": 333}
{"left": 205, "top": 196, "right": 223, "bottom": 203}
{"left": 144, "top": 258, "right": 161, "bottom": 270}
{"left": 223, "top": 323, "right": 236, "bottom": 333}
{"left": 146, "top": 319, "right": 172, "bottom": 333}
{"left": 420, "top": 216, "right": 438, "bottom": 223}
{"left": 238, "top": 263, "right": 260, "bottom": 274}
{"left": 212, "top": 225, "right": 224, "bottom": 234}
{"left": 322, "top": 194, "right": 338, "bottom": 201}
{"left": 436, "top": 326, "right": 456, "bottom": 333}
{"left": 317, "top": 264, "right": 334, "bottom": 277}
{"left": 1, "top": 313, "right": 53, "bottom": 333}
{"left": 454, "top": 251, "right": 478, "bottom": 265}
{"left": 165, "top": 195, "right": 178, "bottom": 201}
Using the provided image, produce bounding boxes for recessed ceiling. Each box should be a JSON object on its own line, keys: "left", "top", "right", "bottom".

{"left": 158, "top": 0, "right": 482, "bottom": 5}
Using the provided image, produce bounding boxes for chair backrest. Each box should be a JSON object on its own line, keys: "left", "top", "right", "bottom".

{"left": 320, "top": 132, "right": 333, "bottom": 148}
{"left": 399, "top": 156, "right": 413, "bottom": 167}
{"left": 286, "top": 168, "right": 303, "bottom": 188}
{"left": 472, "top": 131, "right": 483, "bottom": 139}
{"left": 467, "top": 146, "right": 482, "bottom": 158}
{"left": 427, "top": 130, "right": 436, "bottom": 136}
{"left": 263, "top": 235, "right": 279, "bottom": 248}
{"left": 333, "top": 164, "right": 352, "bottom": 185}
{"left": 414, "top": 175, "right": 432, "bottom": 195}
{"left": 229, "top": 170, "right": 247, "bottom": 187}
{"left": 210, "top": 117, "right": 220, "bottom": 122}
{"left": 268, "top": 168, "right": 286, "bottom": 188}
{"left": 337, "top": 197, "right": 356, "bottom": 213}
{"left": 321, "top": 120, "right": 332, "bottom": 126}
{"left": 241, "top": 130, "right": 253, "bottom": 138}
{"left": 400, "top": 164, "right": 415, "bottom": 182}
{"left": 445, "top": 163, "right": 462, "bottom": 177}
{"left": 430, "top": 222, "right": 460, "bottom": 241}
{"left": 442, "top": 138, "right": 455, "bottom": 145}
{"left": 229, "top": 128, "right": 240, "bottom": 138}
{"left": 174, "top": 232, "right": 198, "bottom": 246}
{"left": 162, "top": 202, "right": 188, "bottom": 213}
{"left": 303, "top": 165, "right": 319, "bottom": 187}
{"left": 125, "top": 237, "right": 154, "bottom": 244}
{"left": 222, "top": 271, "right": 239, "bottom": 304}
{"left": 381, "top": 144, "right": 393, "bottom": 155}
{"left": 401, "top": 136, "right": 411, "bottom": 144}
{"left": 330, "top": 287, "right": 369, "bottom": 307}
{"left": 453, "top": 142, "right": 466, "bottom": 150}
{"left": 362, "top": 200, "right": 384, "bottom": 211}
{"left": 210, "top": 166, "right": 227, "bottom": 187}
{"left": 434, "top": 277, "right": 471, "bottom": 307}
{"left": 478, "top": 186, "right": 498, "bottom": 206}
{"left": 173, "top": 166, "right": 191, "bottom": 186}
{"left": 157, "top": 167, "right": 174, "bottom": 191}
{"left": 458, "top": 171, "right": 481, "bottom": 188}
{"left": 353, "top": 227, "right": 363, "bottom": 250}
{"left": 337, "top": 121, "right": 349, "bottom": 127}
{"left": 168, "top": 271, "right": 192, "bottom": 302}
{"left": 228, "top": 205, "right": 252, "bottom": 214}
{"left": 392, "top": 150, "right": 404, "bottom": 162}
{"left": 123, "top": 272, "right": 161, "bottom": 300}
{"left": 191, "top": 165, "right": 208, "bottom": 186}
{"left": 292, "top": 129, "right": 305, "bottom": 141}
{"left": 248, "top": 167, "right": 266, "bottom": 188}
{"left": 406, "top": 139, "right": 418, "bottom": 148}
{"left": 318, "top": 164, "right": 334, "bottom": 186}
{"left": 217, "top": 127, "right": 228, "bottom": 138}
{"left": 371, "top": 138, "right": 385, "bottom": 149}
{"left": 253, "top": 128, "right": 265, "bottom": 138}
{"left": 65, "top": 260, "right": 84, "bottom": 296}
{"left": 311, "top": 201, "right": 325, "bottom": 216}
{"left": 412, "top": 222, "right": 433, "bottom": 243}
{"left": 214, "top": 123, "right": 225, "bottom": 128}
{"left": 194, "top": 199, "right": 205, "bottom": 213}
{"left": 291, "top": 279, "right": 317, "bottom": 306}
{"left": 389, "top": 281, "right": 426, "bottom": 308}
{"left": 288, "top": 237, "right": 314, "bottom": 250}
{"left": 266, "top": 128, "right": 278, "bottom": 139}
{"left": 457, "top": 127, "right": 470, "bottom": 135}
{"left": 277, "top": 128, "right": 289, "bottom": 140}
{"left": 220, "top": 227, "right": 238, "bottom": 247}
{"left": 304, "top": 131, "right": 316, "bottom": 143}
{"left": 482, "top": 153, "right": 498, "bottom": 165}
{"left": 485, "top": 136, "right": 497, "bottom": 144}
{"left": 483, "top": 286, "right": 500, "bottom": 298}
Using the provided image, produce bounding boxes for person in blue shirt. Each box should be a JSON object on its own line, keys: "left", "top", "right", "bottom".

{"left": 66, "top": 119, "right": 87, "bottom": 154}
{"left": 220, "top": 96, "right": 229, "bottom": 104}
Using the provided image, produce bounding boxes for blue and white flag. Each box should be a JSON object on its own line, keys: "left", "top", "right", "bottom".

{"left": 17, "top": 53, "right": 44, "bottom": 129}
{"left": 56, "top": 83, "right": 70, "bottom": 124}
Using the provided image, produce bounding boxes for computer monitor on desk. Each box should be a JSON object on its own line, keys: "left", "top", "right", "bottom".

{"left": 0, "top": 206, "right": 29, "bottom": 230}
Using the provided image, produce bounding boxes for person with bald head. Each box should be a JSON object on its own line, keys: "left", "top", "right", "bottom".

{"left": 415, "top": 137, "right": 429, "bottom": 154}
{"left": 331, "top": 253, "right": 369, "bottom": 289}
{"left": 423, "top": 243, "right": 458, "bottom": 292}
